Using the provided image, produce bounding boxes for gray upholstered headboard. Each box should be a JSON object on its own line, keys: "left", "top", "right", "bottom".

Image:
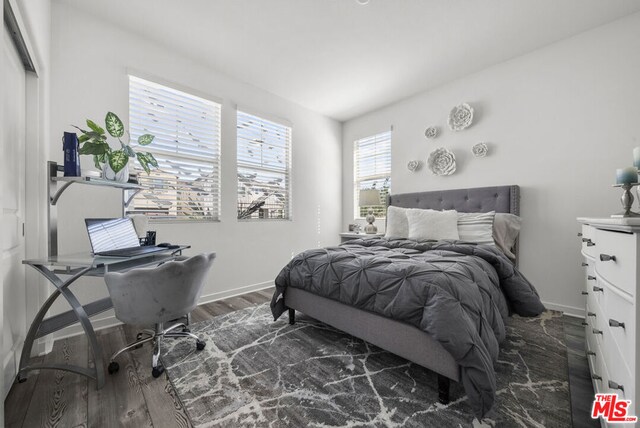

{"left": 387, "top": 185, "right": 519, "bottom": 215}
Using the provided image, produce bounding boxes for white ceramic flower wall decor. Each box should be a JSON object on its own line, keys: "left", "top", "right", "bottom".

{"left": 472, "top": 142, "right": 489, "bottom": 158}
{"left": 407, "top": 160, "right": 421, "bottom": 172}
{"left": 424, "top": 126, "right": 438, "bottom": 139}
{"left": 427, "top": 147, "right": 456, "bottom": 176}
{"left": 448, "top": 103, "right": 474, "bottom": 131}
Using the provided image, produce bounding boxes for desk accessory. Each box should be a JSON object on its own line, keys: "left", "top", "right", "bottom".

{"left": 62, "top": 132, "right": 81, "bottom": 177}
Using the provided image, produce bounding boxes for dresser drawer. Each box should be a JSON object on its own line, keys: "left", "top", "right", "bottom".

{"left": 601, "top": 278, "right": 636, "bottom": 376}
{"left": 581, "top": 225, "right": 597, "bottom": 259}
{"left": 594, "top": 228, "right": 637, "bottom": 296}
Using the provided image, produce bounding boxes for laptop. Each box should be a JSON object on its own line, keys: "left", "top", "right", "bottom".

{"left": 85, "top": 218, "right": 167, "bottom": 257}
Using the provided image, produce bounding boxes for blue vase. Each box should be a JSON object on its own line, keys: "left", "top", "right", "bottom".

{"left": 63, "top": 132, "right": 81, "bottom": 177}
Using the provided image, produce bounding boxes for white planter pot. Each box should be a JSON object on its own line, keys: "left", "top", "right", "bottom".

{"left": 102, "top": 162, "right": 130, "bottom": 183}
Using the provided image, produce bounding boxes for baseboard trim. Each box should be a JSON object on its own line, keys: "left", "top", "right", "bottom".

{"left": 542, "top": 301, "right": 584, "bottom": 318}
{"left": 51, "top": 281, "right": 275, "bottom": 341}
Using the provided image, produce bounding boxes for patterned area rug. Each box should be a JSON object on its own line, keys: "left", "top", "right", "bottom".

{"left": 163, "top": 304, "right": 570, "bottom": 427}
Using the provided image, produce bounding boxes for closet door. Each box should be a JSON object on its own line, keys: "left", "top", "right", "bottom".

{"left": 2, "top": 23, "right": 27, "bottom": 398}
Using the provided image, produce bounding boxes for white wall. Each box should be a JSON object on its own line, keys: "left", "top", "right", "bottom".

{"left": 49, "top": 2, "right": 342, "bottom": 334}
{"left": 342, "top": 12, "right": 640, "bottom": 316}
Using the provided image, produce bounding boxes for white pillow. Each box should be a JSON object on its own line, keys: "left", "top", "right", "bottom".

{"left": 406, "top": 209, "right": 459, "bottom": 242}
{"left": 457, "top": 211, "right": 496, "bottom": 246}
{"left": 385, "top": 206, "right": 409, "bottom": 239}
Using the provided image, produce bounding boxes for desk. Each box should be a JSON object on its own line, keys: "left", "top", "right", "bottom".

{"left": 18, "top": 246, "right": 189, "bottom": 389}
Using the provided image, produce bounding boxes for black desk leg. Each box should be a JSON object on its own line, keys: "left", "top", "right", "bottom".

{"left": 438, "top": 374, "right": 450, "bottom": 404}
{"left": 288, "top": 308, "right": 295, "bottom": 325}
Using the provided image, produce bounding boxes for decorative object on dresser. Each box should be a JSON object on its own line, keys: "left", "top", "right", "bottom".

{"left": 424, "top": 126, "right": 438, "bottom": 139}
{"left": 447, "top": 102, "right": 474, "bottom": 131}
{"left": 612, "top": 183, "right": 640, "bottom": 218}
{"left": 577, "top": 217, "right": 640, "bottom": 424}
{"left": 359, "top": 188, "right": 382, "bottom": 233}
{"left": 407, "top": 160, "right": 421, "bottom": 172}
{"left": 427, "top": 147, "right": 456, "bottom": 176}
{"left": 472, "top": 142, "right": 489, "bottom": 158}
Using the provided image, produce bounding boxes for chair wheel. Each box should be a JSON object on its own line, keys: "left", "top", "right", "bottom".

{"left": 108, "top": 361, "right": 120, "bottom": 374}
{"left": 152, "top": 365, "right": 165, "bottom": 378}
{"left": 196, "top": 340, "right": 206, "bottom": 351}
{"left": 17, "top": 376, "right": 27, "bottom": 383}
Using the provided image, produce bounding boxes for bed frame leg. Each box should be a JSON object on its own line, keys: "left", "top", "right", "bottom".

{"left": 288, "top": 308, "right": 295, "bottom": 325}
{"left": 437, "top": 375, "right": 450, "bottom": 404}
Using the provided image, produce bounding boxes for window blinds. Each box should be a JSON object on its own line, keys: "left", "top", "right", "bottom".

{"left": 237, "top": 110, "right": 292, "bottom": 220}
{"left": 126, "top": 76, "right": 221, "bottom": 221}
{"left": 354, "top": 130, "right": 391, "bottom": 218}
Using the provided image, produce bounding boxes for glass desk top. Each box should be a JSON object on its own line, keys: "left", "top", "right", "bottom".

{"left": 23, "top": 246, "right": 191, "bottom": 274}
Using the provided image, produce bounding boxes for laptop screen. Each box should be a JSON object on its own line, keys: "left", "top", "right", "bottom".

{"left": 85, "top": 218, "right": 141, "bottom": 253}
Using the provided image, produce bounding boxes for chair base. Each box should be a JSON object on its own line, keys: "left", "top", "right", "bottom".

{"left": 108, "top": 322, "right": 205, "bottom": 378}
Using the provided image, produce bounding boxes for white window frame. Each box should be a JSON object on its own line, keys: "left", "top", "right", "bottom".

{"left": 353, "top": 130, "right": 391, "bottom": 219}
{"left": 126, "top": 75, "right": 222, "bottom": 222}
{"left": 236, "top": 109, "right": 292, "bottom": 221}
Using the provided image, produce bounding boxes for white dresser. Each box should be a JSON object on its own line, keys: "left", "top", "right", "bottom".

{"left": 577, "top": 217, "right": 640, "bottom": 425}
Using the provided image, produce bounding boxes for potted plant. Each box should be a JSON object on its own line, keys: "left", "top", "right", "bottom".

{"left": 73, "top": 112, "right": 158, "bottom": 182}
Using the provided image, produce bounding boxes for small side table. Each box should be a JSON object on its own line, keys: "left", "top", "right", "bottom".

{"left": 339, "top": 232, "right": 384, "bottom": 243}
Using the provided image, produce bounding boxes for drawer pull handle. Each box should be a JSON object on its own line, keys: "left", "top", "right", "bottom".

{"left": 592, "top": 328, "right": 603, "bottom": 335}
{"left": 592, "top": 374, "right": 602, "bottom": 381}
{"left": 581, "top": 321, "right": 588, "bottom": 326}
{"left": 593, "top": 286, "right": 603, "bottom": 292}
{"left": 587, "top": 241, "right": 596, "bottom": 247}
{"left": 578, "top": 233, "right": 583, "bottom": 237}
{"left": 582, "top": 237, "right": 591, "bottom": 243}
{"left": 581, "top": 262, "right": 589, "bottom": 267}
{"left": 587, "top": 275, "right": 596, "bottom": 281}
{"left": 608, "top": 380, "right": 624, "bottom": 392}
{"left": 599, "top": 254, "right": 616, "bottom": 262}
{"left": 587, "top": 312, "right": 596, "bottom": 317}
{"left": 581, "top": 291, "right": 589, "bottom": 295}
{"left": 586, "top": 351, "right": 596, "bottom": 356}
{"left": 609, "top": 319, "right": 625, "bottom": 329}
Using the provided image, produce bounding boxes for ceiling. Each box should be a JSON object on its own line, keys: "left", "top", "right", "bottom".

{"left": 58, "top": 0, "right": 640, "bottom": 121}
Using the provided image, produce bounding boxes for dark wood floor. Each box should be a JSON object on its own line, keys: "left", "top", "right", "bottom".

{"left": 5, "top": 288, "right": 596, "bottom": 427}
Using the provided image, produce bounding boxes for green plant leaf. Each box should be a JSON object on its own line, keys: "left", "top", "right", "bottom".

{"left": 71, "top": 125, "right": 88, "bottom": 134}
{"left": 78, "top": 134, "right": 91, "bottom": 143}
{"left": 123, "top": 145, "right": 136, "bottom": 157}
{"left": 136, "top": 152, "right": 151, "bottom": 174}
{"left": 93, "top": 153, "right": 107, "bottom": 169}
{"left": 86, "top": 119, "right": 104, "bottom": 135}
{"left": 144, "top": 152, "right": 158, "bottom": 168}
{"left": 137, "top": 134, "right": 155, "bottom": 146}
{"left": 105, "top": 112, "right": 124, "bottom": 138}
{"left": 108, "top": 149, "right": 128, "bottom": 173}
{"left": 78, "top": 141, "right": 110, "bottom": 155}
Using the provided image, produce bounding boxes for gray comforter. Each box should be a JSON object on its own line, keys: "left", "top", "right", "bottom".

{"left": 271, "top": 238, "right": 545, "bottom": 418}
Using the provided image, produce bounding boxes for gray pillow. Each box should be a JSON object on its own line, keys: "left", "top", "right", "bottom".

{"left": 493, "top": 213, "right": 522, "bottom": 261}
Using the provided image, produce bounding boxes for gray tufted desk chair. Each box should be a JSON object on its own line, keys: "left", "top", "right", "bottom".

{"left": 104, "top": 252, "right": 216, "bottom": 378}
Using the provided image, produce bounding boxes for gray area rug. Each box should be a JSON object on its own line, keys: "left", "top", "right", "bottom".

{"left": 163, "top": 304, "right": 570, "bottom": 427}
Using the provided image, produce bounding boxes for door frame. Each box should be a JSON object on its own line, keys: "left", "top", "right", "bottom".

{"left": 3, "top": 0, "right": 50, "bottom": 400}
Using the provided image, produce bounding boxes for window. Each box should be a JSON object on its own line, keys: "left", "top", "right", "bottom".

{"left": 126, "top": 75, "right": 221, "bottom": 221}
{"left": 237, "top": 110, "right": 292, "bottom": 220}
{"left": 354, "top": 130, "right": 391, "bottom": 218}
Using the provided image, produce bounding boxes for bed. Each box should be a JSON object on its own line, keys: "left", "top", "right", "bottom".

{"left": 270, "top": 185, "right": 545, "bottom": 419}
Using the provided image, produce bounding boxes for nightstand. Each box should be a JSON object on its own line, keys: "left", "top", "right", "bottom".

{"left": 339, "top": 232, "right": 384, "bottom": 243}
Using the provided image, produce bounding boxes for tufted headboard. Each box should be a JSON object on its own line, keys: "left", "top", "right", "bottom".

{"left": 386, "top": 185, "right": 519, "bottom": 215}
